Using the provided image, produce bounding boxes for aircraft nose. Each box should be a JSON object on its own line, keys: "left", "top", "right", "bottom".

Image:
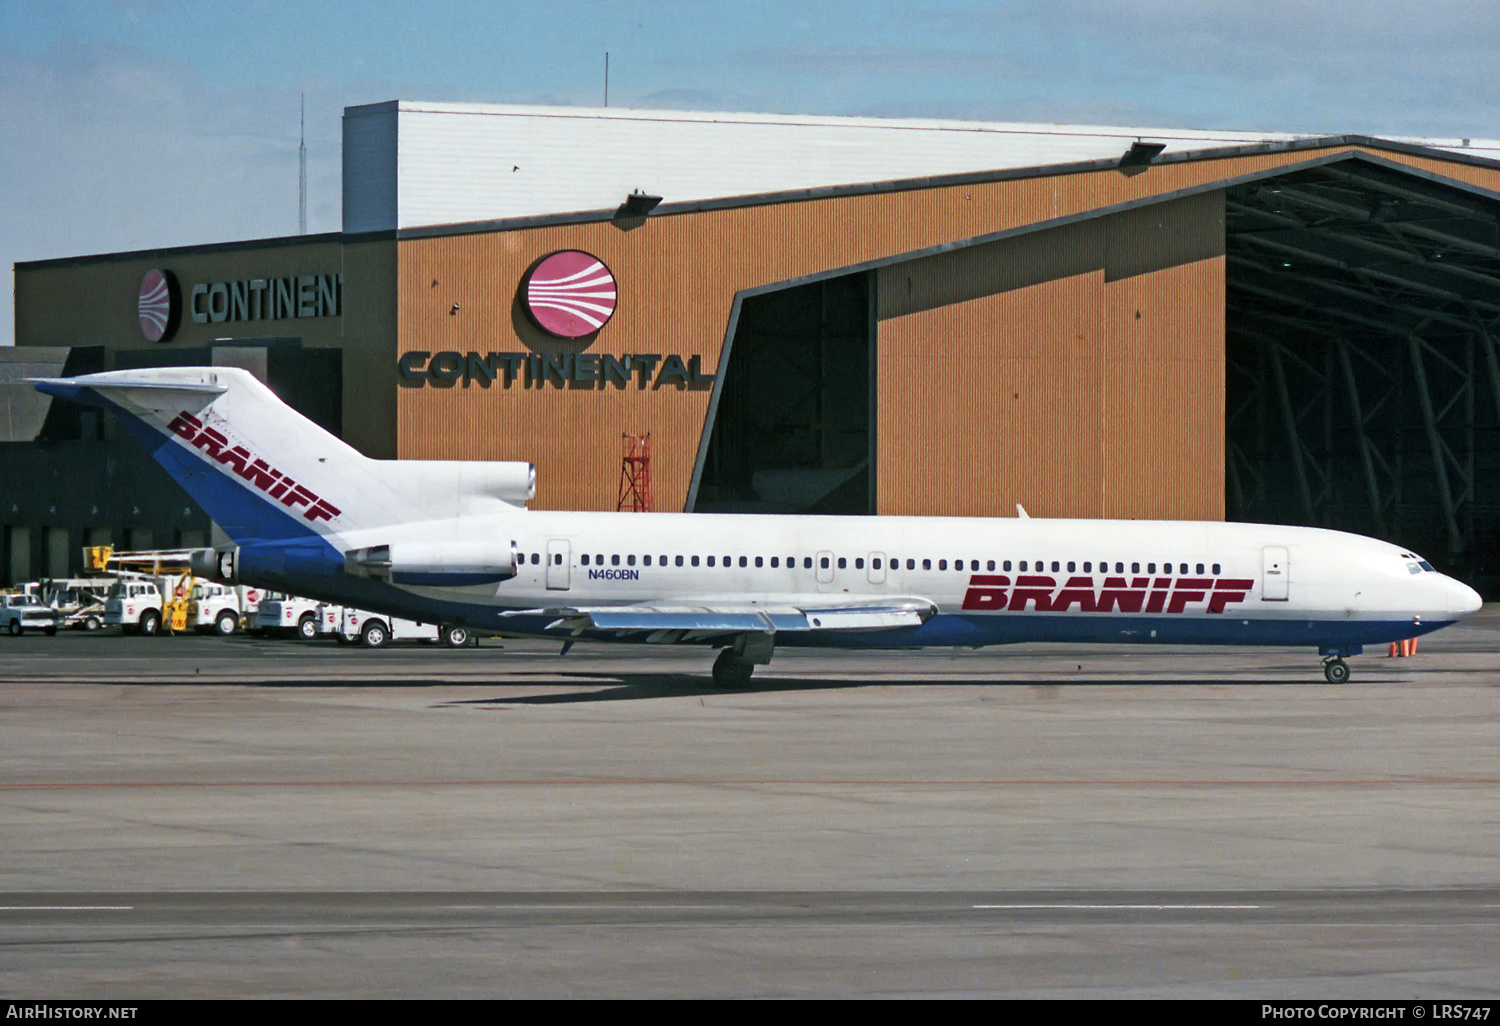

{"left": 1448, "top": 578, "right": 1483, "bottom": 618}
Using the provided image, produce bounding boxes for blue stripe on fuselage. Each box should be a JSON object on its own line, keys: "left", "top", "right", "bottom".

{"left": 770, "top": 612, "right": 1451, "bottom": 652}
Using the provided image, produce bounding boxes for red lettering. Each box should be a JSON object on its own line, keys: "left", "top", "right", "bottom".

{"left": 167, "top": 411, "right": 202, "bottom": 441}
{"left": 305, "top": 498, "right": 341, "bottom": 523}
{"left": 1144, "top": 579, "right": 1171, "bottom": 613}
{"left": 281, "top": 484, "right": 315, "bottom": 510}
{"left": 214, "top": 444, "right": 250, "bottom": 475}
{"left": 1051, "top": 575, "right": 1098, "bottom": 613}
{"left": 237, "top": 458, "right": 281, "bottom": 490}
{"left": 171, "top": 417, "right": 339, "bottom": 528}
{"left": 1207, "top": 579, "right": 1254, "bottom": 614}
{"left": 1008, "top": 575, "right": 1055, "bottom": 612}
{"left": 1167, "top": 578, "right": 1213, "bottom": 613}
{"left": 962, "top": 575, "right": 1009, "bottom": 611}
{"left": 192, "top": 426, "right": 228, "bottom": 458}
{"left": 1096, "top": 577, "right": 1148, "bottom": 613}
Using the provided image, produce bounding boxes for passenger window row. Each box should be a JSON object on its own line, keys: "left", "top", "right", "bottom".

{"left": 513, "top": 551, "right": 1223, "bottom": 576}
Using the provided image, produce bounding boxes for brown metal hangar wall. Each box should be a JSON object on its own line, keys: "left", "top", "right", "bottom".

{"left": 14, "top": 237, "right": 399, "bottom": 457}
{"left": 390, "top": 144, "right": 1463, "bottom": 515}
{"left": 17, "top": 237, "right": 346, "bottom": 353}
{"left": 1369, "top": 151, "right": 1500, "bottom": 192}
{"left": 876, "top": 191, "right": 1226, "bottom": 521}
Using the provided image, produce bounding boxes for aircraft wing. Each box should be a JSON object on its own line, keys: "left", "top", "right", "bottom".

{"left": 510, "top": 597, "right": 937, "bottom": 636}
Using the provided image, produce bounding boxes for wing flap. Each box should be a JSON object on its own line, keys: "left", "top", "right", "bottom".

{"left": 516, "top": 597, "right": 936, "bottom": 635}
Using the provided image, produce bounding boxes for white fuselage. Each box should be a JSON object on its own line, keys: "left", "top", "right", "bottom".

{"left": 304, "top": 510, "right": 1479, "bottom": 654}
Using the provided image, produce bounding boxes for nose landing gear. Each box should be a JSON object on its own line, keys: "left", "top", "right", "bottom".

{"left": 1322, "top": 657, "right": 1350, "bottom": 684}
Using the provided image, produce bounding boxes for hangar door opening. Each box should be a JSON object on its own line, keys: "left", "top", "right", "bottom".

{"left": 693, "top": 273, "right": 874, "bottom": 514}
{"left": 1224, "top": 156, "right": 1500, "bottom": 585}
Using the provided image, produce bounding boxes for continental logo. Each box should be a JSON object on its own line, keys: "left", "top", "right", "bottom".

{"left": 961, "top": 575, "right": 1254, "bottom": 614}
{"left": 165, "top": 411, "right": 341, "bottom": 524}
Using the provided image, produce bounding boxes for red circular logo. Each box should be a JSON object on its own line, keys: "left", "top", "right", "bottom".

{"left": 138, "top": 269, "right": 180, "bottom": 342}
{"left": 522, "top": 251, "right": 617, "bottom": 338}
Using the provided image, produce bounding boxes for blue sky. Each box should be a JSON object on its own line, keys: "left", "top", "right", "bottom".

{"left": 4, "top": 0, "right": 1499, "bottom": 344}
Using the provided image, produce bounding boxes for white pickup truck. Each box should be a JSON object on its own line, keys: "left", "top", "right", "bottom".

{"left": 1, "top": 593, "right": 58, "bottom": 636}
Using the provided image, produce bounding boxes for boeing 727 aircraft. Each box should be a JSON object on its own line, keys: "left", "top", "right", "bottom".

{"left": 37, "top": 367, "right": 1482, "bottom": 685}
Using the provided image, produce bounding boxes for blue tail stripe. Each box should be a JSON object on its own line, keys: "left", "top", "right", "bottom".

{"left": 68, "top": 386, "right": 334, "bottom": 548}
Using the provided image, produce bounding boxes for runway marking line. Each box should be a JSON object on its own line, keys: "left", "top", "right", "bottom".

{"left": 2, "top": 778, "right": 1499, "bottom": 790}
{"left": 0, "top": 906, "right": 134, "bottom": 911}
{"left": 972, "top": 903, "right": 1262, "bottom": 910}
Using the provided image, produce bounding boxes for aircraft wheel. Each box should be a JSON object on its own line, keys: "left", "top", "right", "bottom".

{"left": 296, "top": 614, "right": 319, "bottom": 641}
{"left": 712, "top": 649, "right": 755, "bottom": 688}
{"left": 139, "top": 610, "right": 161, "bottom": 637}
{"left": 441, "top": 625, "right": 469, "bottom": 648}
{"left": 361, "top": 620, "right": 389, "bottom": 649}
{"left": 1323, "top": 658, "right": 1350, "bottom": 684}
{"left": 215, "top": 611, "right": 238, "bottom": 636}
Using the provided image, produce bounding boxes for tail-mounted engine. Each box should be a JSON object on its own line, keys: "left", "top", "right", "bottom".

{"left": 191, "top": 546, "right": 240, "bottom": 584}
{"left": 344, "top": 540, "right": 518, "bottom": 587}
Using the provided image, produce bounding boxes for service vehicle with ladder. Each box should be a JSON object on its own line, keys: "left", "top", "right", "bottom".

{"left": 90, "top": 547, "right": 199, "bottom": 635}
{"left": 39, "top": 577, "right": 114, "bottom": 631}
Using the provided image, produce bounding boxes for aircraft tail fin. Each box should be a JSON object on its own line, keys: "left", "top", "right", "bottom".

{"left": 35, "top": 367, "right": 532, "bottom": 545}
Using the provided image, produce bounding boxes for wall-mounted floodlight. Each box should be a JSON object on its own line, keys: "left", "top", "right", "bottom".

{"left": 1119, "top": 140, "right": 1166, "bottom": 170}
{"left": 621, "top": 191, "right": 663, "bottom": 216}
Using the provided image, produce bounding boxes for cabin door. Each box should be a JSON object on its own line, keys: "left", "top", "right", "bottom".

{"left": 815, "top": 549, "right": 835, "bottom": 591}
{"left": 1261, "top": 546, "right": 1289, "bottom": 601}
{"left": 546, "top": 539, "right": 571, "bottom": 591}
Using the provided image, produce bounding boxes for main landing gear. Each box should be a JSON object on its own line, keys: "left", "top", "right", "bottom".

{"left": 1322, "top": 657, "right": 1351, "bottom": 684}
{"left": 712, "top": 649, "right": 755, "bottom": 688}
{"left": 711, "top": 633, "right": 775, "bottom": 688}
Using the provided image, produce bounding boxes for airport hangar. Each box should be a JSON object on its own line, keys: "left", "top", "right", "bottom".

{"left": 7, "top": 102, "right": 1500, "bottom": 589}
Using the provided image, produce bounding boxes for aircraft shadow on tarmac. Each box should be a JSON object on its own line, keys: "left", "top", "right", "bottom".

{"left": 440, "top": 672, "right": 868, "bottom": 705}
{"left": 435, "top": 672, "right": 1352, "bottom": 706}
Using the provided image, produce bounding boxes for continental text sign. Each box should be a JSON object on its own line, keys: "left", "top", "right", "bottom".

{"left": 190, "top": 274, "right": 342, "bottom": 325}
{"left": 399, "top": 350, "right": 715, "bottom": 390}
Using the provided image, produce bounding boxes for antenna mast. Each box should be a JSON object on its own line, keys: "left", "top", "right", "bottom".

{"left": 298, "top": 93, "right": 307, "bottom": 234}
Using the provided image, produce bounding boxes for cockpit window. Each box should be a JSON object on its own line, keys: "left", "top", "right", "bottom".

{"left": 1399, "top": 552, "right": 1436, "bottom": 573}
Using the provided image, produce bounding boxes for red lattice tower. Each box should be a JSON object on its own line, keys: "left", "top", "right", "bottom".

{"left": 617, "top": 433, "right": 653, "bottom": 512}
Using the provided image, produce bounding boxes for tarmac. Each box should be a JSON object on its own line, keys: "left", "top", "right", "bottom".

{"left": 1, "top": 612, "right": 1498, "bottom": 998}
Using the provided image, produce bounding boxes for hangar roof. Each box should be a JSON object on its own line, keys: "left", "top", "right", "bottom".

{"left": 343, "top": 100, "right": 1500, "bottom": 233}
